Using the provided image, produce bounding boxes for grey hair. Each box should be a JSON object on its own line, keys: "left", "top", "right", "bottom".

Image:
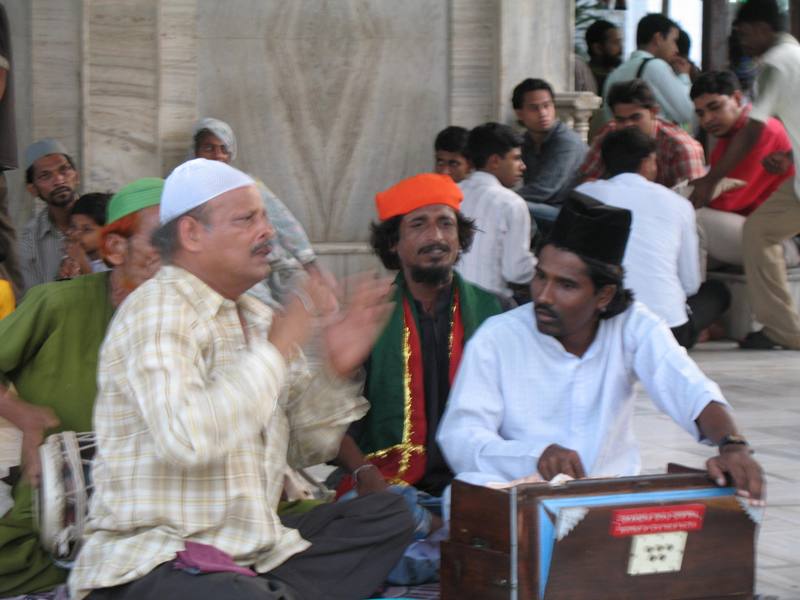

{"left": 151, "top": 204, "right": 210, "bottom": 264}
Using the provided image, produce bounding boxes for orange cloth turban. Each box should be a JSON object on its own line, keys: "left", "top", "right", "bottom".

{"left": 375, "top": 173, "right": 463, "bottom": 221}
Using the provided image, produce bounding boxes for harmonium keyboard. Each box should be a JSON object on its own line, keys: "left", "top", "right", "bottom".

{"left": 441, "top": 465, "right": 761, "bottom": 600}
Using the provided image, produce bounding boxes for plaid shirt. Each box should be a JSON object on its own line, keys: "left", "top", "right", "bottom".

{"left": 69, "top": 266, "right": 367, "bottom": 599}
{"left": 580, "top": 119, "right": 706, "bottom": 188}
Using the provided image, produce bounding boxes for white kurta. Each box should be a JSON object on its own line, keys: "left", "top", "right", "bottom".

{"left": 437, "top": 302, "right": 727, "bottom": 485}
{"left": 576, "top": 173, "right": 701, "bottom": 328}
{"left": 457, "top": 171, "right": 535, "bottom": 299}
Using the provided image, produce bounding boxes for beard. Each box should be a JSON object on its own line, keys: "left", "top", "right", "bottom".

{"left": 601, "top": 54, "right": 622, "bottom": 69}
{"left": 409, "top": 265, "right": 452, "bottom": 286}
{"left": 45, "top": 186, "right": 76, "bottom": 207}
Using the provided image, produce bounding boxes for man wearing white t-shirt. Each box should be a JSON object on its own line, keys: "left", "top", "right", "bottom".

{"left": 577, "top": 127, "right": 730, "bottom": 348}
{"left": 691, "top": 0, "right": 800, "bottom": 350}
{"left": 457, "top": 122, "right": 535, "bottom": 300}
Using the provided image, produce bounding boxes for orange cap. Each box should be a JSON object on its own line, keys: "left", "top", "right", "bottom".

{"left": 375, "top": 173, "right": 463, "bottom": 221}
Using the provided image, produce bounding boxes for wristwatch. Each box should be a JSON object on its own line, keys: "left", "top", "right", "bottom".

{"left": 718, "top": 434, "right": 752, "bottom": 452}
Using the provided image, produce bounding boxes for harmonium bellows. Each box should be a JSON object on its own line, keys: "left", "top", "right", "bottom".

{"left": 441, "top": 465, "right": 760, "bottom": 600}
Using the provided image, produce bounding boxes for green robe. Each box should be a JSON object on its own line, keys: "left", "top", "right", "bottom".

{"left": 0, "top": 272, "right": 113, "bottom": 594}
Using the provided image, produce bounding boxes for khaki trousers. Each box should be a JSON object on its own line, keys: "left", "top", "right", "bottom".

{"left": 742, "top": 179, "right": 800, "bottom": 348}
{"left": 697, "top": 206, "right": 800, "bottom": 270}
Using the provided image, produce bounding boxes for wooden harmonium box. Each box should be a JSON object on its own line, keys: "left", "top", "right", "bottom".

{"left": 441, "top": 466, "right": 761, "bottom": 600}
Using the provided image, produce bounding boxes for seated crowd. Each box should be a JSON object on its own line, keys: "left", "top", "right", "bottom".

{"left": 0, "top": 0, "right": 795, "bottom": 598}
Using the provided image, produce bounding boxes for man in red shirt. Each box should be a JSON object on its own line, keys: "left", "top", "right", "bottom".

{"left": 580, "top": 79, "right": 705, "bottom": 188}
{"left": 691, "top": 70, "right": 797, "bottom": 269}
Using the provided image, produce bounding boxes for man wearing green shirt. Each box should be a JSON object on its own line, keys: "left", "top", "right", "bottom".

{"left": 0, "top": 177, "right": 163, "bottom": 595}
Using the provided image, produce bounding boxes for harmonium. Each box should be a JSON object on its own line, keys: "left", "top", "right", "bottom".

{"left": 441, "top": 465, "right": 761, "bottom": 600}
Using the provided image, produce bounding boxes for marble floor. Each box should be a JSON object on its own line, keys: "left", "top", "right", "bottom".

{"left": 633, "top": 341, "right": 800, "bottom": 600}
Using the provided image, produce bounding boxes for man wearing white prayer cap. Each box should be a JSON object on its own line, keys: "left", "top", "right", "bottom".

{"left": 69, "top": 158, "right": 413, "bottom": 600}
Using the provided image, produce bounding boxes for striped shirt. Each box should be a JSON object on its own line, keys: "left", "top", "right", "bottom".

{"left": 18, "top": 206, "right": 66, "bottom": 295}
{"left": 69, "top": 265, "right": 367, "bottom": 599}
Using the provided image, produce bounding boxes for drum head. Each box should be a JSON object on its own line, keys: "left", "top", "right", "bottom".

{"left": 35, "top": 436, "right": 66, "bottom": 557}
{"left": 35, "top": 431, "right": 96, "bottom": 562}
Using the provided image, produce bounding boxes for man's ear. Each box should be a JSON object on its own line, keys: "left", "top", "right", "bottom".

{"left": 103, "top": 233, "right": 127, "bottom": 267}
{"left": 485, "top": 153, "right": 500, "bottom": 171}
{"left": 597, "top": 284, "right": 617, "bottom": 313}
{"left": 732, "top": 90, "right": 743, "bottom": 106}
{"left": 26, "top": 183, "right": 37, "bottom": 198}
{"left": 177, "top": 215, "right": 205, "bottom": 253}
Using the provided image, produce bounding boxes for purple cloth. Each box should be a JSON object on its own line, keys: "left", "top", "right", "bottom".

{"left": 173, "top": 541, "right": 257, "bottom": 577}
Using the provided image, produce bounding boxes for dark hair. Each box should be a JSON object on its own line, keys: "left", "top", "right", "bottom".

{"left": 26, "top": 153, "right": 77, "bottom": 185}
{"left": 734, "top": 0, "right": 786, "bottom": 32}
{"left": 70, "top": 192, "right": 112, "bottom": 226}
{"left": 511, "top": 78, "right": 555, "bottom": 110}
{"left": 601, "top": 128, "right": 656, "bottom": 177}
{"left": 434, "top": 126, "right": 469, "bottom": 154}
{"left": 677, "top": 29, "right": 691, "bottom": 57}
{"left": 465, "top": 122, "right": 523, "bottom": 170}
{"left": 585, "top": 20, "right": 618, "bottom": 59}
{"left": 582, "top": 254, "right": 635, "bottom": 319}
{"left": 690, "top": 70, "right": 741, "bottom": 100}
{"left": 636, "top": 13, "right": 678, "bottom": 47}
{"left": 607, "top": 78, "right": 659, "bottom": 110}
{"left": 370, "top": 212, "right": 477, "bottom": 271}
{"left": 151, "top": 204, "right": 210, "bottom": 264}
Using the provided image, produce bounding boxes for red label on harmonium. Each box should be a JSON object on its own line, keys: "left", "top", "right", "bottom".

{"left": 610, "top": 504, "right": 706, "bottom": 537}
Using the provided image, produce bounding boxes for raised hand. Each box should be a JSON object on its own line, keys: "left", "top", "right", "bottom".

{"left": 321, "top": 274, "right": 394, "bottom": 378}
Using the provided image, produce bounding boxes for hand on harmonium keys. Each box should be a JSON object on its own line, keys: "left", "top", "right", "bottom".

{"left": 706, "top": 445, "right": 766, "bottom": 507}
{"left": 537, "top": 443, "right": 587, "bottom": 481}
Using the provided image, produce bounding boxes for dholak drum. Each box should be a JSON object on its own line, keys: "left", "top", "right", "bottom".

{"left": 34, "top": 431, "right": 96, "bottom": 564}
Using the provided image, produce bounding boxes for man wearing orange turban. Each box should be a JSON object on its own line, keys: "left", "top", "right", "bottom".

{"left": 334, "top": 173, "right": 505, "bottom": 585}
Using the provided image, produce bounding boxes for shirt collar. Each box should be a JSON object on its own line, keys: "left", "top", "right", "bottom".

{"left": 609, "top": 172, "right": 648, "bottom": 186}
{"left": 160, "top": 265, "right": 268, "bottom": 323}
{"left": 526, "top": 120, "right": 563, "bottom": 149}
{"left": 469, "top": 170, "right": 503, "bottom": 187}
{"left": 727, "top": 104, "right": 751, "bottom": 136}
{"left": 631, "top": 49, "right": 655, "bottom": 60}
{"left": 776, "top": 33, "right": 799, "bottom": 48}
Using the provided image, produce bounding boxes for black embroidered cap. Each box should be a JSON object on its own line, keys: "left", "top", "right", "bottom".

{"left": 546, "top": 191, "right": 632, "bottom": 265}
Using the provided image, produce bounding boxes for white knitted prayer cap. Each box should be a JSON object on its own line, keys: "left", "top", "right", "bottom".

{"left": 160, "top": 158, "right": 255, "bottom": 225}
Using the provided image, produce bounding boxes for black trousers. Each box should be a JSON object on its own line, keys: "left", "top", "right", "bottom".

{"left": 85, "top": 492, "right": 414, "bottom": 600}
{"left": 671, "top": 279, "right": 731, "bottom": 349}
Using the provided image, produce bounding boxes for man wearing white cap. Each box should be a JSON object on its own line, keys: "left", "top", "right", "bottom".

{"left": 18, "top": 138, "right": 80, "bottom": 294}
{"left": 69, "top": 158, "right": 413, "bottom": 600}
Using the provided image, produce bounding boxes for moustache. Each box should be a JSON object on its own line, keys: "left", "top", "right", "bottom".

{"left": 418, "top": 243, "right": 450, "bottom": 255}
{"left": 50, "top": 186, "right": 73, "bottom": 198}
{"left": 534, "top": 304, "right": 559, "bottom": 320}
{"left": 251, "top": 240, "right": 273, "bottom": 256}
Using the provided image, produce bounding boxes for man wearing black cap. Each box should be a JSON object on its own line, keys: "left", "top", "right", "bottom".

{"left": 437, "top": 193, "right": 764, "bottom": 504}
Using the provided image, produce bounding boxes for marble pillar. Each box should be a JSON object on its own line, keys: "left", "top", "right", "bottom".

{"left": 5, "top": 0, "right": 576, "bottom": 280}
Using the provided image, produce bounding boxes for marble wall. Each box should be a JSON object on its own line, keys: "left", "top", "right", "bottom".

{"left": 4, "top": 0, "right": 575, "bottom": 278}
